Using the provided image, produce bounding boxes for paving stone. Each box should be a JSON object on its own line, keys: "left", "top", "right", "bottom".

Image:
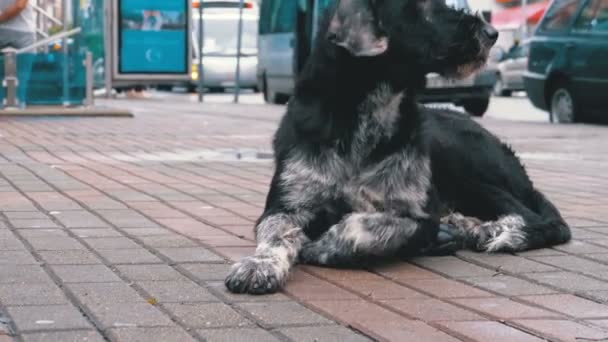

{"left": 451, "top": 297, "right": 563, "bottom": 319}
{"left": 164, "top": 302, "right": 251, "bottom": 328}
{"left": 88, "top": 302, "right": 173, "bottom": 329}
{"left": 108, "top": 327, "right": 196, "bottom": 342}
{"left": 116, "top": 264, "right": 187, "bottom": 281}
{"left": 236, "top": 302, "right": 332, "bottom": 326}
{"left": 309, "top": 300, "right": 459, "bottom": 342}
{"left": 84, "top": 237, "right": 141, "bottom": 250}
{"left": 457, "top": 251, "right": 558, "bottom": 273}
{"left": 284, "top": 270, "right": 360, "bottom": 301}
{"left": 553, "top": 240, "right": 608, "bottom": 254}
{"left": 520, "top": 294, "right": 608, "bottom": 318}
{"left": 137, "top": 281, "right": 217, "bottom": 303}
{"left": 138, "top": 235, "right": 198, "bottom": 248}
{"left": 197, "top": 327, "right": 281, "bottom": 342}
{"left": 4, "top": 212, "right": 47, "bottom": 220}
{"left": 20, "top": 330, "right": 104, "bottom": 342}
{"left": 407, "top": 278, "right": 494, "bottom": 298}
{"left": 10, "top": 219, "right": 59, "bottom": 229}
{"left": 582, "top": 291, "right": 608, "bottom": 304}
{"left": 463, "top": 275, "right": 558, "bottom": 296}
{"left": 0, "top": 282, "right": 68, "bottom": 305}
{"left": 512, "top": 319, "right": 608, "bottom": 342}
{"left": 206, "top": 281, "right": 291, "bottom": 303}
{"left": 411, "top": 256, "right": 496, "bottom": 278}
{"left": 96, "top": 248, "right": 163, "bottom": 264}
{"left": 23, "top": 237, "right": 85, "bottom": 251}
{"left": 279, "top": 325, "right": 372, "bottom": 342}
{"left": 157, "top": 247, "right": 224, "bottom": 263}
{"left": 122, "top": 228, "right": 173, "bottom": 237}
{"left": 67, "top": 282, "right": 145, "bottom": 306}
{"left": 38, "top": 250, "right": 102, "bottom": 265}
{"left": 6, "top": 305, "right": 91, "bottom": 331}
{"left": 438, "top": 321, "right": 545, "bottom": 342}
{"left": 0, "top": 250, "right": 38, "bottom": 265}
{"left": 95, "top": 210, "right": 158, "bottom": 228}
{"left": 524, "top": 272, "right": 608, "bottom": 292}
{"left": 71, "top": 229, "right": 123, "bottom": 238}
{"left": 180, "top": 263, "right": 231, "bottom": 281}
{"left": 18, "top": 229, "right": 68, "bottom": 238}
{"left": 51, "top": 265, "right": 121, "bottom": 283}
{"left": 52, "top": 211, "right": 108, "bottom": 228}
{"left": 382, "top": 298, "right": 486, "bottom": 321}
{"left": 531, "top": 255, "right": 608, "bottom": 280}
{"left": 0, "top": 236, "right": 27, "bottom": 251}
{"left": 0, "top": 265, "right": 50, "bottom": 283}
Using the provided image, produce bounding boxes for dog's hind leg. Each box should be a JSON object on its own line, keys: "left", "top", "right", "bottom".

{"left": 444, "top": 183, "right": 570, "bottom": 252}
{"left": 299, "top": 212, "right": 429, "bottom": 266}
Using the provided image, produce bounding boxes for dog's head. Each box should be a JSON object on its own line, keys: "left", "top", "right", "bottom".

{"left": 326, "top": 0, "right": 498, "bottom": 78}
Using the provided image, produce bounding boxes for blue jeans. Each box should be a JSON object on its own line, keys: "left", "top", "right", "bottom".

{"left": 0, "top": 28, "right": 36, "bottom": 106}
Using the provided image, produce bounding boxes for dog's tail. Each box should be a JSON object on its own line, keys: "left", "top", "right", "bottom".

{"left": 521, "top": 189, "right": 571, "bottom": 250}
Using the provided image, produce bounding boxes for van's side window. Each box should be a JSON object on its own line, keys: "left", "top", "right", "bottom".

{"left": 574, "top": 0, "right": 608, "bottom": 32}
{"left": 260, "top": 0, "right": 296, "bottom": 34}
{"left": 540, "top": 0, "right": 579, "bottom": 32}
{"left": 259, "top": 0, "right": 274, "bottom": 34}
{"left": 273, "top": 0, "right": 296, "bottom": 33}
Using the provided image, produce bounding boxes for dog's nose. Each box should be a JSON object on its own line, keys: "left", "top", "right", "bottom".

{"left": 482, "top": 24, "right": 499, "bottom": 43}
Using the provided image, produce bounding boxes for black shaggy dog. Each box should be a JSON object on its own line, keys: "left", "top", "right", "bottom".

{"left": 225, "top": 0, "right": 571, "bottom": 294}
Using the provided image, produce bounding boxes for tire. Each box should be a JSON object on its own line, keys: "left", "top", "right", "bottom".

{"left": 208, "top": 87, "right": 224, "bottom": 93}
{"left": 463, "top": 97, "right": 490, "bottom": 117}
{"left": 156, "top": 85, "right": 173, "bottom": 92}
{"left": 493, "top": 76, "right": 512, "bottom": 97}
{"left": 187, "top": 84, "right": 198, "bottom": 93}
{"left": 549, "top": 83, "right": 578, "bottom": 124}
{"left": 262, "top": 74, "right": 289, "bottom": 104}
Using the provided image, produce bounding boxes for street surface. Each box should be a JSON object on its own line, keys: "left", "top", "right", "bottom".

{"left": 0, "top": 92, "right": 607, "bottom": 341}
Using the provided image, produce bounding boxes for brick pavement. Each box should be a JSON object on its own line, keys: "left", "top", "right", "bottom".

{"left": 0, "top": 98, "right": 607, "bottom": 341}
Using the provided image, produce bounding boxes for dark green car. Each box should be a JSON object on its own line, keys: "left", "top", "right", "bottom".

{"left": 524, "top": 0, "right": 608, "bottom": 123}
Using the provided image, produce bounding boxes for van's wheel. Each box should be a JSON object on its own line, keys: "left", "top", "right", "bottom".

{"left": 262, "top": 74, "right": 272, "bottom": 103}
{"left": 262, "top": 74, "right": 289, "bottom": 104}
{"left": 463, "top": 97, "right": 490, "bottom": 117}
{"left": 493, "top": 75, "right": 511, "bottom": 97}
{"left": 549, "top": 82, "right": 578, "bottom": 123}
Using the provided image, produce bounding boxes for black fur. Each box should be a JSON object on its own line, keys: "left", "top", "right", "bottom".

{"left": 225, "top": 0, "right": 570, "bottom": 295}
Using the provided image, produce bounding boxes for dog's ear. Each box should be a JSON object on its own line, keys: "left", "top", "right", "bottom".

{"left": 327, "top": 0, "right": 388, "bottom": 57}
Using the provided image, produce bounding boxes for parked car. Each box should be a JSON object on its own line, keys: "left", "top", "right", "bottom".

{"left": 257, "top": 0, "right": 497, "bottom": 116}
{"left": 524, "top": 0, "right": 608, "bottom": 123}
{"left": 493, "top": 41, "right": 529, "bottom": 96}
{"left": 191, "top": 0, "right": 259, "bottom": 93}
{"left": 158, "top": 0, "right": 259, "bottom": 92}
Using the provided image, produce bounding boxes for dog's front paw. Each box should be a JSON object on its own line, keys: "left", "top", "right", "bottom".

{"left": 224, "top": 257, "right": 283, "bottom": 295}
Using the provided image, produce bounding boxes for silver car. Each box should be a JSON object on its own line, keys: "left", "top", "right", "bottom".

{"left": 191, "top": 7, "right": 259, "bottom": 92}
{"left": 493, "top": 42, "right": 529, "bottom": 97}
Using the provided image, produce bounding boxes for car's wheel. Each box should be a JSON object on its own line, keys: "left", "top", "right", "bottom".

{"left": 262, "top": 74, "right": 271, "bottom": 103}
{"left": 262, "top": 74, "right": 289, "bottom": 104}
{"left": 463, "top": 97, "right": 490, "bottom": 117}
{"left": 493, "top": 76, "right": 511, "bottom": 97}
{"left": 208, "top": 87, "right": 224, "bottom": 93}
{"left": 156, "top": 85, "right": 173, "bottom": 92}
{"left": 549, "top": 83, "right": 578, "bottom": 123}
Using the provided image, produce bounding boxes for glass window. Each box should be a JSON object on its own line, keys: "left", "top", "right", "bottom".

{"left": 272, "top": 0, "right": 296, "bottom": 33}
{"left": 574, "top": 0, "right": 608, "bottom": 32}
{"left": 259, "top": 0, "right": 273, "bottom": 34}
{"left": 540, "top": 0, "right": 580, "bottom": 32}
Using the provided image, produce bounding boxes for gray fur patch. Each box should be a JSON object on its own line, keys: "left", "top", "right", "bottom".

{"left": 299, "top": 212, "right": 420, "bottom": 265}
